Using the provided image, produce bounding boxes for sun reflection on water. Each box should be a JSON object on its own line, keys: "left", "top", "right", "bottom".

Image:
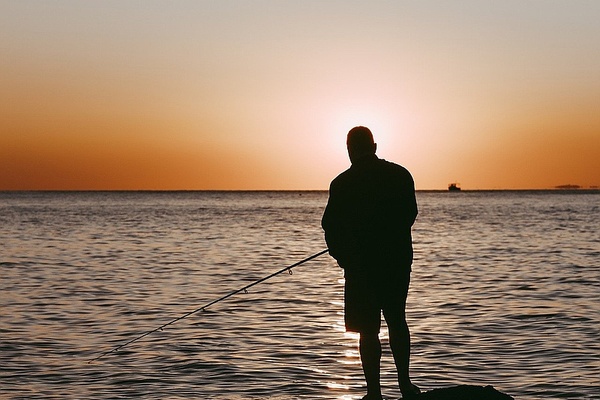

{"left": 326, "top": 381, "right": 350, "bottom": 390}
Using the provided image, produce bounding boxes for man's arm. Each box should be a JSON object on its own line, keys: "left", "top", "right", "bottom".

{"left": 322, "top": 183, "right": 360, "bottom": 268}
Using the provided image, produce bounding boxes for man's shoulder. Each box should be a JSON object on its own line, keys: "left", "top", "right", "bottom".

{"left": 330, "top": 167, "right": 353, "bottom": 188}
{"left": 377, "top": 158, "right": 413, "bottom": 178}
{"left": 329, "top": 157, "right": 413, "bottom": 189}
{"left": 378, "top": 157, "right": 406, "bottom": 169}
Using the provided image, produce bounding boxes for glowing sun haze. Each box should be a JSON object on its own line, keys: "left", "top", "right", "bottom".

{"left": 1, "top": 1, "right": 599, "bottom": 190}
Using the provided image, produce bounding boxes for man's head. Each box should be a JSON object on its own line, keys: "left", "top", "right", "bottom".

{"left": 347, "top": 126, "right": 377, "bottom": 163}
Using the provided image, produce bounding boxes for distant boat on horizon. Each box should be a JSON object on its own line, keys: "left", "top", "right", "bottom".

{"left": 554, "top": 184, "right": 581, "bottom": 190}
{"left": 448, "top": 183, "right": 461, "bottom": 191}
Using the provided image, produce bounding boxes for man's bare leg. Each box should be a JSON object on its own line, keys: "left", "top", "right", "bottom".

{"left": 385, "top": 311, "right": 420, "bottom": 397}
{"left": 359, "top": 332, "right": 383, "bottom": 399}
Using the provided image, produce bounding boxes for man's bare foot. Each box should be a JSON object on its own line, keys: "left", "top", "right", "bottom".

{"left": 400, "top": 382, "right": 421, "bottom": 398}
{"left": 361, "top": 393, "right": 384, "bottom": 400}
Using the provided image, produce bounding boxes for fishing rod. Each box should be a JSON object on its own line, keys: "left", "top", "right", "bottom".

{"left": 89, "top": 248, "right": 329, "bottom": 363}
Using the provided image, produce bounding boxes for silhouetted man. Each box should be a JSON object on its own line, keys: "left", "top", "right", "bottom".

{"left": 322, "top": 126, "right": 420, "bottom": 399}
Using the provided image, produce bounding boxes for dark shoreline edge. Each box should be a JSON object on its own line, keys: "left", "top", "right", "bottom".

{"left": 415, "top": 384, "right": 515, "bottom": 399}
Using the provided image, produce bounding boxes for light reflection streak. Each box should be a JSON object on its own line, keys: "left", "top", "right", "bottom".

{"left": 343, "top": 331, "right": 359, "bottom": 341}
{"left": 338, "top": 359, "right": 362, "bottom": 366}
{"left": 332, "top": 322, "right": 346, "bottom": 333}
{"left": 326, "top": 381, "right": 350, "bottom": 390}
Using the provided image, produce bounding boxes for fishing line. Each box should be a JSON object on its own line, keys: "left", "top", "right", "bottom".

{"left": 89, "top": 248, "right": 329, "bottom": 363}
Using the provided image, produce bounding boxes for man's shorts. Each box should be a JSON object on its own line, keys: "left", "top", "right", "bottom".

{"left": 344, "top": 267, "right": 411, "bottom": 334}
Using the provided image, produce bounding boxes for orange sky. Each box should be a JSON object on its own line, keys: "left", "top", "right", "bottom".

{"left": 1, "top": 1, "right": 599, "bottom": 190}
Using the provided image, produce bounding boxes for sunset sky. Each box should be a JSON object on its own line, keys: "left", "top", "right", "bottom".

{"left": 2, "top": 1, "right": 599, "bottom": 190}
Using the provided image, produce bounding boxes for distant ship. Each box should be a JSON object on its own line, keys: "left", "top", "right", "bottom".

{"left": 554, "top": 184, "right": 581, "bottom": 190}
{"left": 448, "top": 183, "right": 461, "bottom": 191}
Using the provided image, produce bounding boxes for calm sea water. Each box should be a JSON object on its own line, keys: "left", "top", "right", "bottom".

{"left": 1, "top": 191, "right": 598, "bottom": 400}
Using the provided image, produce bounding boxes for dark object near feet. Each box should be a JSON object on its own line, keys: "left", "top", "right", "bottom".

{"left": 409, "top": 385, "right": 514, "bottom": 399}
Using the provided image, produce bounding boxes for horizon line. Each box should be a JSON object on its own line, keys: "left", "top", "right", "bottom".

{"left": 1, "top": 188, "right": 599, "bottom": 193}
